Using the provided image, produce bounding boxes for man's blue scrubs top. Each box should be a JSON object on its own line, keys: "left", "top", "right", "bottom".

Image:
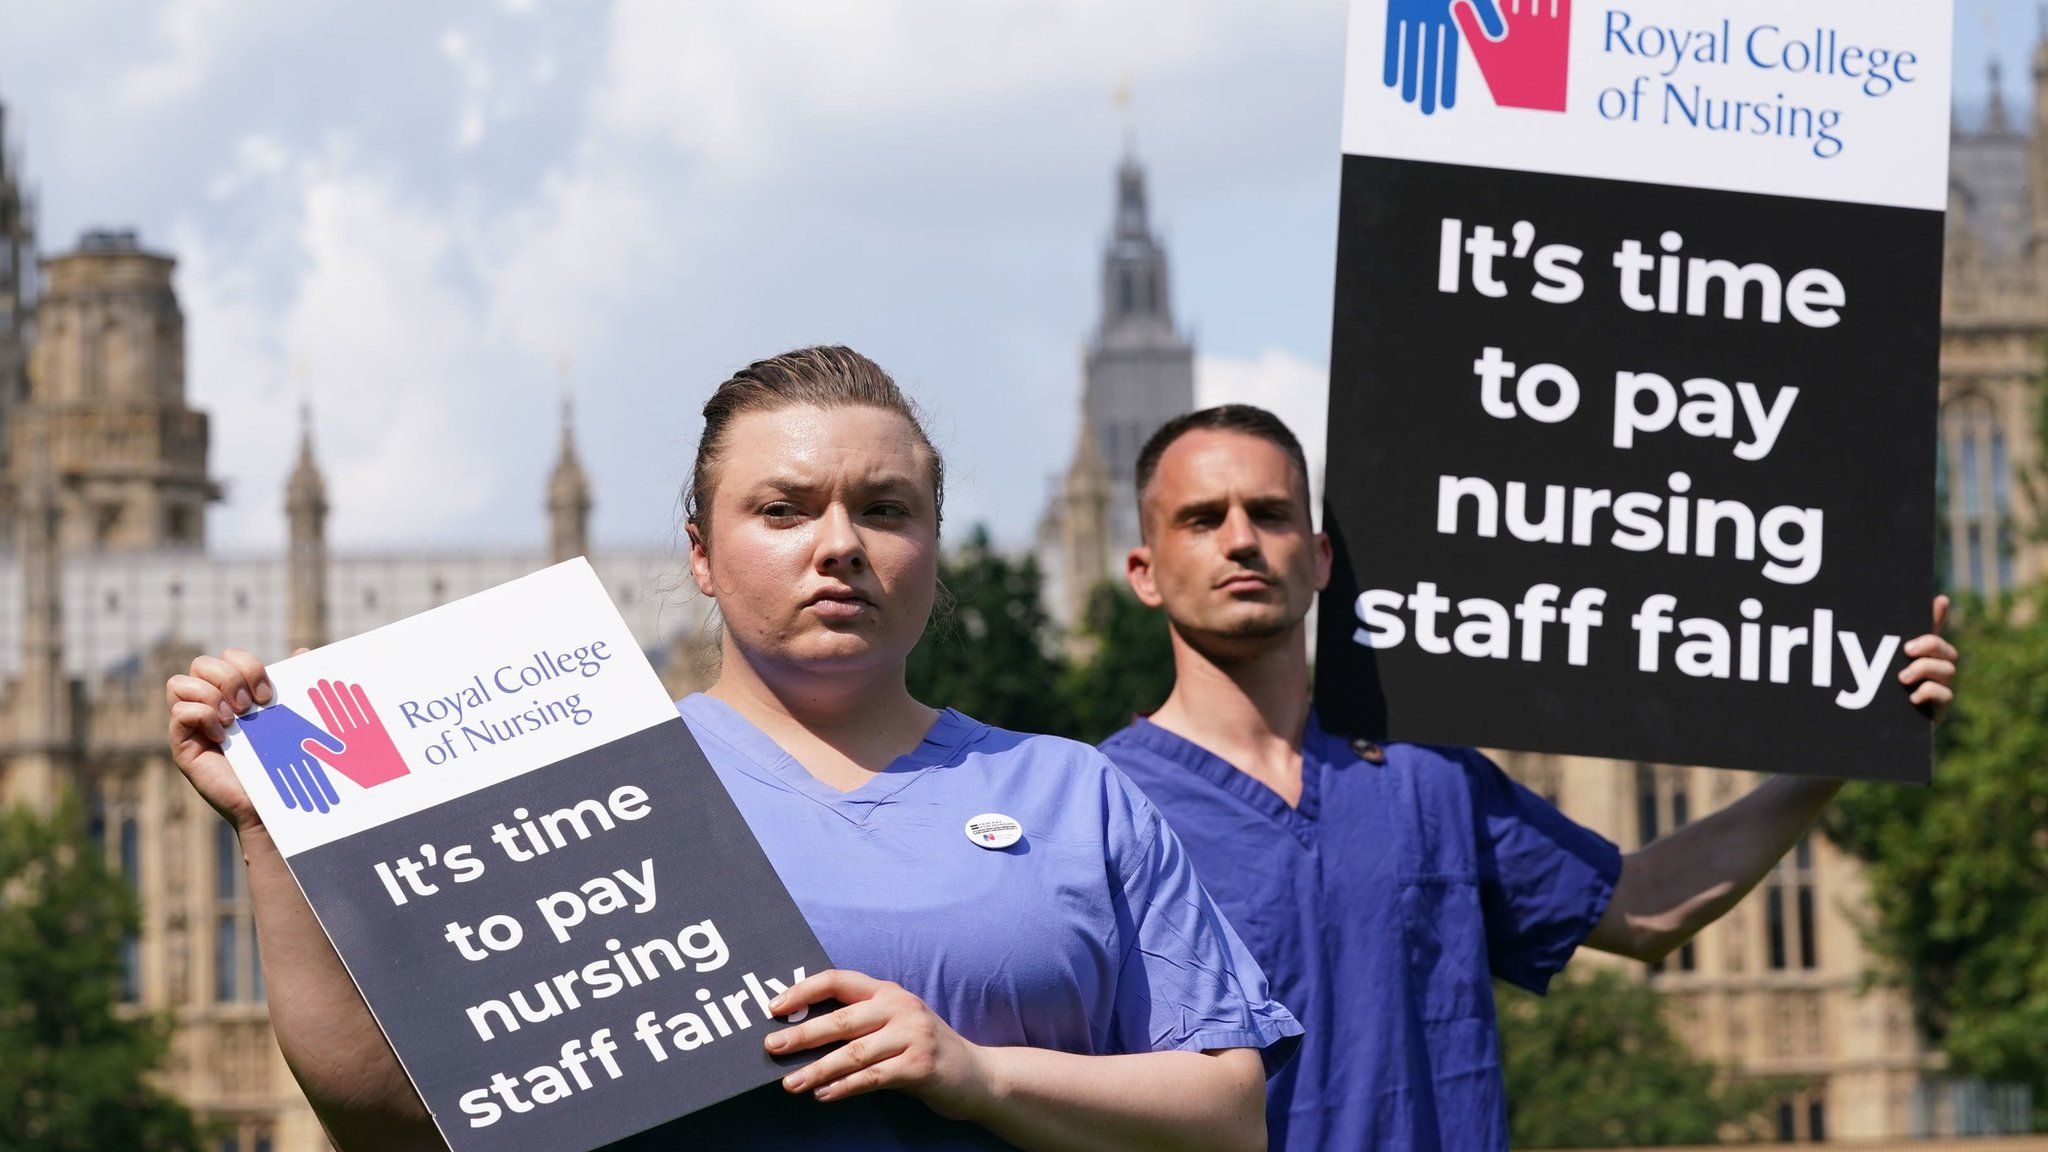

{"left": 1101, "top": 713, "right": 1622, "bottom": 1152}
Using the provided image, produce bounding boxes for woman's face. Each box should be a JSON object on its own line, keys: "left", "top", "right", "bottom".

{"left": 690, "top": 403, "right": 940, "bottom": 681}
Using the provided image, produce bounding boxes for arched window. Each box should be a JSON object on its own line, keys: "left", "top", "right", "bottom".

{"left": 1636, "top": 764, "right": 1695, "bottom": 976}
{"left": 1941, "top": 394, "right": 2017, "bottom": 596}
{"left": 216, "top": 819, "right": 260, "bottom": 1003}
{"left": 118, "top": 817, "right": 141, "bottom": 1002}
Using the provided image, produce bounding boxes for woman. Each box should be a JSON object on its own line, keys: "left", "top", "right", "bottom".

{"left": 166, "top": 346, "right": 1300, "bottom": 1151}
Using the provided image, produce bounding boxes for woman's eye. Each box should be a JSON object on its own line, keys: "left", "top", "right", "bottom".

{"left": 761, "top": 502, "right": 802, "bottom": 519}
{"left": 867, "top": 502, "right": 909, "bottom": 518}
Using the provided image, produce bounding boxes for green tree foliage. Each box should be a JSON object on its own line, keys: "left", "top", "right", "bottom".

{"left": 907, "top": 529, "right": 1179, "bottom": 743}
{"left": 1827, "top": 588, "right": 2048, "bottom": 1129}
{"left": 907, "top": 525, "right": 1073, "bottom": 734}
{"left": 0, "top": 800, "right": 205, "bottom": 1152}
{"left": 1498, "top": 970, "right": 1783, "bottom": 1148}
{"left": 1058, "top": 581, "right": 1177, "bottom": 744}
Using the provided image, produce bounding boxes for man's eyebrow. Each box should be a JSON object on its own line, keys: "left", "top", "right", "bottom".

{"left": 1167, "top": 497, "right": 1229, "bottom": 520}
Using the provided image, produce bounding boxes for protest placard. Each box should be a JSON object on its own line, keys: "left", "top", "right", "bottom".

{"left": 1314, "top": 0, "right": 1952, "bottom": 781}
{"left": 221, "top": 559, "right": 832, "bottom": 1151}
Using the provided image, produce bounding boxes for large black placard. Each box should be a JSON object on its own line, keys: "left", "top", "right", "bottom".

{"left": 1314, "top": 154, "right": 1940, "bottom": 782}
{"left": 292, "top": 717, "right": 835, "bottom": 1151}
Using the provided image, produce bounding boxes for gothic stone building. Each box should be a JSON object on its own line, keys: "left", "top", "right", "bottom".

{"left": 1032, "top": 83, "right": 2045, "bottom": 1146}
{"left": 1498, "top": 54, "right": 2048, "bottom": 1145}
{"left": 0, "top": 54, "right": 2043, "bottom": 1149}
{"left": 0, "top": 103, "right": 712, "bottom": 1151}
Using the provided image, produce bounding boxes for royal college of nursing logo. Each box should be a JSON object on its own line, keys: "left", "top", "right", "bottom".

{"left": 238, "top": 680, "right": 411, "bottom": 815}
{"left": 1385, "top": 0, "right": 1572, "bottom": 115}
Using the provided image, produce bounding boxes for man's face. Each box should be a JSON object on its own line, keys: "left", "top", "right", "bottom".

{"left": 1128, "top": 428, "right": 1330, "bottom": 652}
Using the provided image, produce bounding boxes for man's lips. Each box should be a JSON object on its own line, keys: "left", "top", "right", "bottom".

{"left": 1216, "top": 573, "right": 1275, "bottom": 592}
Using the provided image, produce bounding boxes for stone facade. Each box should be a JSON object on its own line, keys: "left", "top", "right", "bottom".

{"left": 1504, "top": 52, "right": 2048, "bottom": 1146}
{"left": 0, "top": 99, "right": 713, "bottom": 1151}
{"left": 0, "top": 42, "right": 2041, "bottom": 1148}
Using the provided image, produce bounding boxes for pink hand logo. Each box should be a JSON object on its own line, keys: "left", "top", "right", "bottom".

{"left": 1454, "top": 0, "right": 1572, "bottom": 113}
{"left": 300, "top": 679, "right": 410, "bottom": 789}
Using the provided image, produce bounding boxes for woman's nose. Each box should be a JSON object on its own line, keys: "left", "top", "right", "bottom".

{"left": 815, "top": 504, "right": 867, "bottom": 572}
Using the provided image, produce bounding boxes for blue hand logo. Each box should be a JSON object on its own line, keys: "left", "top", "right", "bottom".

{"left": 238, "top": 705, "right": 345, "bottom": 814}
{"left": 1384, "top": 0, "right": 1505, "bottom": 115}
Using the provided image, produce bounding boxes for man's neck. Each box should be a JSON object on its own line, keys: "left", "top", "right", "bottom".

{"left": 1147, "top": 622, "right": 1313, "bottom": 805}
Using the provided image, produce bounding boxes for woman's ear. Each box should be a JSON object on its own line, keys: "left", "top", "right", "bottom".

{"left": 687, "top": 523, "right": 717, "bottom": 598}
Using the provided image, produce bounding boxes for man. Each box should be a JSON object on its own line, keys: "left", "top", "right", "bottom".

{"left": 1097, "top": 405, "right": 1957, "bottom": 1151}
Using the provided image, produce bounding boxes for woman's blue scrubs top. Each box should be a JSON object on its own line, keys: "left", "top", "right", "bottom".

{"left": 617, "top": 694, "right": 1301, "bottom": 1149}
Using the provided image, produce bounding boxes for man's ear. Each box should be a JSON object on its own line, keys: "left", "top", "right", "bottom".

{"left": 1126, "top": 544, "right": 1166, "bottom": 608}
{"left": 686, "top": 524, "right": 718, "bottom": 598}
{"left": 1313, "top": 531, "right": 1333, "bottom": 593}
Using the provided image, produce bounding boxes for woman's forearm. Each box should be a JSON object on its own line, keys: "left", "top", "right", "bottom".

{"left": 241, "top": 825, "right": 444, "bottom": 1151}
{"left": 961, "top": 1046, "right": 1266, "bottom": 1152}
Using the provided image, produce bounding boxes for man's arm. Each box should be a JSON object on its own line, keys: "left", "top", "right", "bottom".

{"left": 1585, "top": 597, "right": 1956, "bottom": 963}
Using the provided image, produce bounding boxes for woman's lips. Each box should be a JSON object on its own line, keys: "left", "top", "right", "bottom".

{"left": 805, "top": 592, "right": 873, "bottom": 619}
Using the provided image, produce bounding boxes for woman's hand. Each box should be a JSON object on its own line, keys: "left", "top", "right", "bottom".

{"left": 164, "top": 647, "right": 299, "bottom": 833}
{"left": 764, "top": 969, "right": 995, "bottom": 1120}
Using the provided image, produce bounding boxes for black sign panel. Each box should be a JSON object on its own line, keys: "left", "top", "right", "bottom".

{"left": 1314, "top": 154, "right": 1940, "bottom": 782}
{"left": 292, "top": 717, "right": 835, "bottom": 1151}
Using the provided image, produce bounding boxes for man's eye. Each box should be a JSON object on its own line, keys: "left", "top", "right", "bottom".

{"left": 867, "top": 502, "right": 909, "bottom": 518}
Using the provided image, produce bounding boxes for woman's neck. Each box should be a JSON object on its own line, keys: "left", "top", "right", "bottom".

{"left": 707, "top": 641, "right": 936, "bottom": 776}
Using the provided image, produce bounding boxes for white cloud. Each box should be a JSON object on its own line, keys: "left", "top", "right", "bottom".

{"left": 182, "top": 140, "right": 523, "bottom": 547}
{"left": 440, "top": 28, "right": 493, "bottom": 150}
{"left": 205, "top": 133, "right": 290, "bottom": 200}
{"left": 9, "top": 0, "right": 1348, "bottom": 554}
{"left": 481, "top": 162, "right": 664, "bottom": 359}
{"left": 183, "top": 125, "right": 670, "bottom": 550}
{"left": 1196, "top": 348, "right": 1329, "bottom": 517}
{"left": 114, "top": 0, "right": 275, "bottom": 109}
{"left": 589, "top": 0, "right": 1298, "bottom": 179}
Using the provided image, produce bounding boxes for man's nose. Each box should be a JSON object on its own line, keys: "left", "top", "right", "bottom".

{"left": 1218, "top": 505, "right": 1260, "bottom": 556}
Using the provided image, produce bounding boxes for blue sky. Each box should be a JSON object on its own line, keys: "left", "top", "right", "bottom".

{"left": 0, "top": 1, "right": 2006, "bottom": 552}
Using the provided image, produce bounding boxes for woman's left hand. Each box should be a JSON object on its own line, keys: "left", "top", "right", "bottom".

{"left": 764, "top": 969, "right": 993, "bottom": 1120}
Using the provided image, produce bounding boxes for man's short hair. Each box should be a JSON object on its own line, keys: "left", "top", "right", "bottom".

{"left": 1135, "top": 405, "right": 1312, "bottom": 503}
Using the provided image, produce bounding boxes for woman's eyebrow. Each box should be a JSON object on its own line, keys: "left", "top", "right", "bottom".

{"left": 739, "top": 471, "right": 922, "bottom": 496}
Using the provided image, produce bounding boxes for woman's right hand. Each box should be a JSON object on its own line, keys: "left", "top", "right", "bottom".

{"left": 165, "top": 647, "right": 298, "bottom": 833}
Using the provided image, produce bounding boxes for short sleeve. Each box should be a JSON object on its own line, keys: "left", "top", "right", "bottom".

{"left": 1461, "top": 750, "right": 1623, "bottom": 995}
{"left": 1101, "top": 767, "right": 1304, "bottom": 1076}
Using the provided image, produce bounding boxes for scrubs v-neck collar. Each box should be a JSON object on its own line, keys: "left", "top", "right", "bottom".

{"left": 1117, "top": 712, "right": 1326, "bottom": 843}
{"left": 684, "top": 692, "right": 984, "bottom": 827}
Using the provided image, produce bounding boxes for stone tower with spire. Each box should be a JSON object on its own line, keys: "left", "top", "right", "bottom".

{"left": 547, "top": 396, "right": 591, "bottom": 564}
{"left": 0, "top": 95, "right": 34, "bottom": 526}
{"left": 1052, "top": 421, "right": 1113, "bottom": 628}
{"left": 15, "top": 229, "right": 218, "bottom": 551}
{"left": 1086, "top": 149, "right": 1195, "bottom": 549}
{"left": 286, "top": 405, "right": 329, "bottom": 653}
{"left": 3, "top": 433, "right": 69, "bottom": 808}
{"left": 1038, "top": 145, "right": 1195, "bottom": 628}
